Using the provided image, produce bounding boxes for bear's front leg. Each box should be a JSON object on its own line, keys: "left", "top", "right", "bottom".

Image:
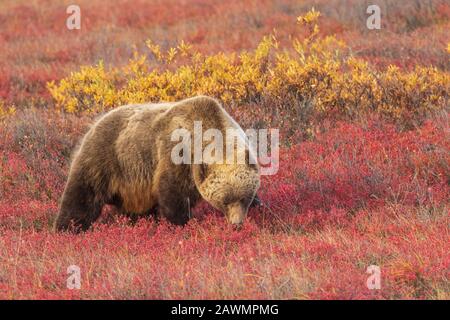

{"left": 158, "top": 191, "right": 190, "bottom": 226}
{"left": 54, "top": 177, "right": 103, "bottom": 232}
{"left": 155, "top": 167, "right": 193, "bottom": 226}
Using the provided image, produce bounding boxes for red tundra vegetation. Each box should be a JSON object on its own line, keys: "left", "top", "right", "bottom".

{"left": 0, "top": 0, "right": 449, "bottom": 299}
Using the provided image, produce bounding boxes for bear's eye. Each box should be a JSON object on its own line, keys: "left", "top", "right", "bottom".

{"left": 223, "top": 198, "right": 233, "bottom": 206}
{"left": 223, "top": 194, "right": 240, "bottom": 207}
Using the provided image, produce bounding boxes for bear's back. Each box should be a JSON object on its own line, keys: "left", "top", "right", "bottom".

{"left": 79, "top": 96, "right": 251, "bottom": 174}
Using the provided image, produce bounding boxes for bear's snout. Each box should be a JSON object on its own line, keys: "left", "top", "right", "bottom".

{"left": 226, "top": 202, "right": 247, "bottom": 226}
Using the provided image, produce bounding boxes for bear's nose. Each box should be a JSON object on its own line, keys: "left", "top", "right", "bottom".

{"left": 227, "top": 202, "right": 246, "bottom": 226}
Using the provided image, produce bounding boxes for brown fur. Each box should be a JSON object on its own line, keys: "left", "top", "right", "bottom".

{"left": 54, "top": 96, "right": 260, "bottom": 232}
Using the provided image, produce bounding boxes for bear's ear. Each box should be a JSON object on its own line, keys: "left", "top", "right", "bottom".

{"left": 245, "top": 149, "right": 259, "bottom": 170}
{"left": 192, "top": 164, "right": 207, "bottom": 186}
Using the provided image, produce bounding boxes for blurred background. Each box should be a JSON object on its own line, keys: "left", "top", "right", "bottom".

{"left": 1, "top": 0, "right": 448, "bottom": 108}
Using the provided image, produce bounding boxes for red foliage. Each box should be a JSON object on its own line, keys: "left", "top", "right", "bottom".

{"left": 0, "top": 111, "right": 448, "bottom": 299}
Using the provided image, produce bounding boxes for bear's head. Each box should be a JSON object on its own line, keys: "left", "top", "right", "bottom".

{"left": 193, "top": 160, "right": 260, "bottom": 226}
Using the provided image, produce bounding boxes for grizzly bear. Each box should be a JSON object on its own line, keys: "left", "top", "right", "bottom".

{"left": 54, "top": 96, "right": 261, "bottom": 232}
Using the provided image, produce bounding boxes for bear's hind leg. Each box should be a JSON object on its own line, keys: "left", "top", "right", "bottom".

{"left": 55, "top": 178, "right": 103, "bottom": 232}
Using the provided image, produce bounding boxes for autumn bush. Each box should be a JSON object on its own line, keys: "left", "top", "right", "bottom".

{"left": 47, "top": 11, "right": 449, "bottom": 139}
{"left": 1, "top": 1, "right": 448, "bottom": 107}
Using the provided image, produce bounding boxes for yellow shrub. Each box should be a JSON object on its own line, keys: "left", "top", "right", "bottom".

{"left": 47, "top": 9, "right": 449, "bottom": 127}
{"left": 0, "top": 100, "right": 16, "bottom": 121}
